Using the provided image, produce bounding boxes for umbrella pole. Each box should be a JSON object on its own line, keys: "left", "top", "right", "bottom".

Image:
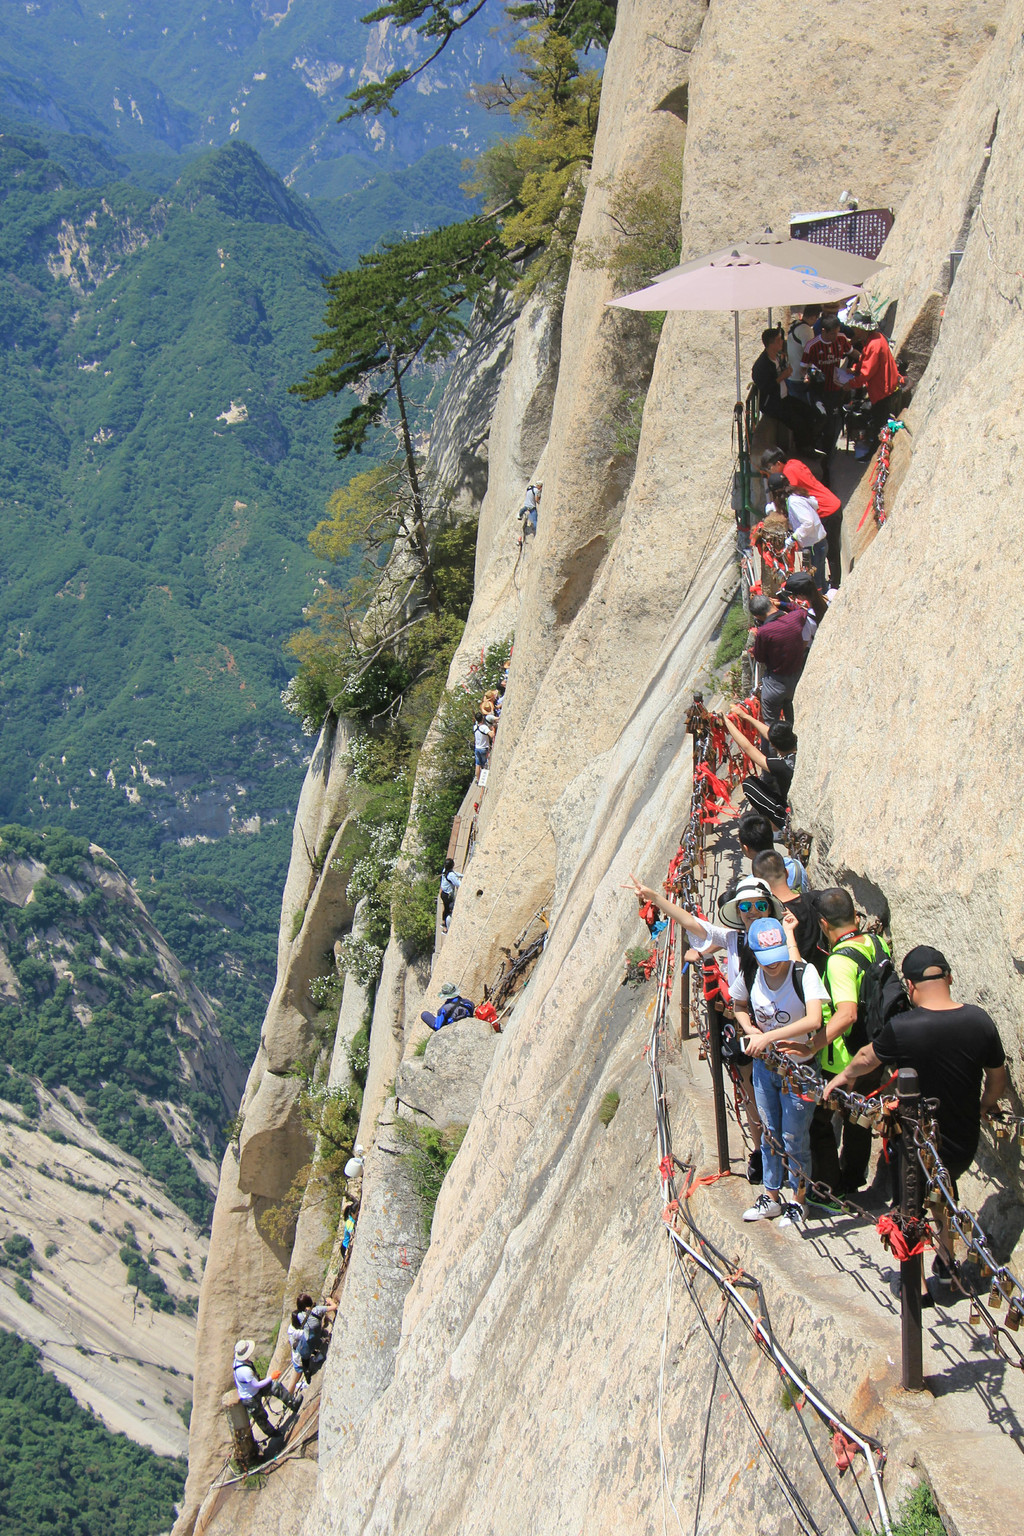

{"left": 733, "top": 309, "right": 752, "bottom": 539}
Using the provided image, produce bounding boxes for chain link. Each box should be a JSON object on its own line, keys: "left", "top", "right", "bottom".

{"left": 668, "top": 694, "right": 1024, "bottom": 1373}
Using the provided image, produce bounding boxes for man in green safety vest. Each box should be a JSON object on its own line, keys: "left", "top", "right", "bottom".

{"left": 809, "top": 888, "right": 890, "bottom": 1199}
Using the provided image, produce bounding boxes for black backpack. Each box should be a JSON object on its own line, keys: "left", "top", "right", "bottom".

{"left": 832, "top": 936, "right": 909, "bottom": 1053}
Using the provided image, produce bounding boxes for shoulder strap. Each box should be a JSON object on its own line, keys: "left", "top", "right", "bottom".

{"left": 832, "top": 939, "right": 872, "bottom": 972}
{"left": 792, "top": 961, "right": 805, "bottom": 1005}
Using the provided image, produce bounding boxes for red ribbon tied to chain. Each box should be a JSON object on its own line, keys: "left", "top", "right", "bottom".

{"left": 876, "top": 1212, "right": 932, "bottom": 1262}
{"left": 693, "top": 761, "right": 738, "bottom": 823}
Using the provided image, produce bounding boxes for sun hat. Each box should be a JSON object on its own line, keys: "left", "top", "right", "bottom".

{"left": 747, "top": 917, "right": 790, "bottom": 966}
{"left": 718, "top": 877, "right": 782, "bottom": 929}
{"left": 234, "top": 1338, "right": 256, "bottom": 1364}
{"left": 901, "top": 945, "right": 950, "bottom": 982}
{"left": 848, "top": 307, "right": 880, "bottom": 328}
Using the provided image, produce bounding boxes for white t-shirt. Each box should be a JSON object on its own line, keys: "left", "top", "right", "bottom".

{"left": 688, "top": 920, "right": 750, "bottom": 1009}
{"left": 473, "top": 724, "right": 492, "bottom": 753}
{"left": 731, "top": 961, "right": 828, "bottom": 1060}
{"left": 779, "top": 492, "right": 825, "bottom": 550}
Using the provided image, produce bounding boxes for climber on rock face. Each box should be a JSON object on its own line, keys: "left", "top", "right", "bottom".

{"left": 232, "top": 1339, "right": 301, "bottom": 1436}
{"left": 517, "top": 481, "right": 541, "bottom": 541}
{"left": 439, "top": 857, "right": 461, "bottom": 933}
{"left": 287, "top": 1293, "right": 338, "bottom": 1387}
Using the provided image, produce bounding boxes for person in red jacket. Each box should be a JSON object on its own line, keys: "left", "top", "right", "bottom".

{"left": 760, "top": 447, "right": 843, "bottom": 590}
{"left": 849, "top": 310, "right": 903, "bottom": 450}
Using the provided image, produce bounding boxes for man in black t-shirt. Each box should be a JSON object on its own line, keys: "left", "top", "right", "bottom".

{"left": 823, "top": 945, "right": 1007, "bottom": 1265}
{"left": 751, "top": 327, "right": 819, "bottom": 450}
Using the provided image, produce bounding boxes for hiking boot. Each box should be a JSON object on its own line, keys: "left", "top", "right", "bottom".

{"left": 777, "top": 1202, "right": 806, "bottom": 1231}
{"left": 746, "top": 1149, "right": 763, "bottom": 1186}
{"left": 743, "top": 1193, "right": 782, "bottom": 1223}
{"left": 805, "top": 1189, "right": 843, "bottom": 1214}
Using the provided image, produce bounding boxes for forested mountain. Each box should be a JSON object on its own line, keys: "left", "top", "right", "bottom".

{"left": 0, "top": 129, "right": 352, "bottom": 1055}
{"left": 0, "top": 0, "right": 502, "bottom": 253}
{"left": 0, "top": 4, "right": 502, "bottom": 1059}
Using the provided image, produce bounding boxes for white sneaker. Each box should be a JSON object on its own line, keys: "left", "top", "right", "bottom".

{"left": 743, "top": 1193, "right": 783, "bottom": 1222}
{"left": 777, "top": 1202, "right": 806, "bottom": 1230}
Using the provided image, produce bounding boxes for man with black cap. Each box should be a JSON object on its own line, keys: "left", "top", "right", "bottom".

{"left": 823, "top": 947, "right": 1008, "bottom": 1257}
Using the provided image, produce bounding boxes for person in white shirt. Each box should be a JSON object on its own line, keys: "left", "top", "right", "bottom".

{"left": 232, "top": 1338, "right": 301, "bottom": 1436}
{"left": 518, "top": 482, "right": 541, "bottom": 539}
{"left": 473, "top": 713, "right": 493, "bottom": 782}
{"left": 630, "top": 874, "right": 783, "bottom": 1186}
{"left": 732, "top": 913, "right": 828, "bottom": 1231}
{"left": 765, "top": 472, "right": 826, "bottom": 591}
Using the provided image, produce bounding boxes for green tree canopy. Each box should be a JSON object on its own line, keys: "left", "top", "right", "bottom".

{"left": 292, "top": 217, "right": 515, "bottom": 605}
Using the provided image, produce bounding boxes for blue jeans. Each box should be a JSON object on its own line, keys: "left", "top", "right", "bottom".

{"left": 752, "top": 1059, "right": 818, "bottom": 1196}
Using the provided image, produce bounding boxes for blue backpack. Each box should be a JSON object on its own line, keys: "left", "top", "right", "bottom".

{"left": 420, "top": 995, "right": 475, "bottom": 1031}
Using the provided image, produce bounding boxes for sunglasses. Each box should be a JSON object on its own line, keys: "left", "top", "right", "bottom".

{"left": 737, "top": 899, "right": 771, "bottom": 914}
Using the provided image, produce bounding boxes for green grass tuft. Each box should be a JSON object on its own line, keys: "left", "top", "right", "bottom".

{"left": 598, "top": 1090, "right": 620, "bottom": 1127}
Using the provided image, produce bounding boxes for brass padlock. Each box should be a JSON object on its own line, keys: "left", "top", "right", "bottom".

{"left": 990, "top": 1282, "right": 1005, "bottom": 1311}
{"left": 969, "top": 1299, "right": 983, "bottom": 1326}
{"left": 1006, "top": 1305, "right": 1021, "bottom": 1333}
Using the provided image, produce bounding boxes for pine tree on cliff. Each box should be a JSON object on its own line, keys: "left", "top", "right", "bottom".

{"left": 292, "top": 217, "right": 515, "bottom": 612}
{"left": 341, "top": 0, "right": 616, "bottom": 119}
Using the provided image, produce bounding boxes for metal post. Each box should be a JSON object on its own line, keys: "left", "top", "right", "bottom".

{"left": 679, "top": 924, "right": 690, "bottom": 1043}
{"left": 898, "top": 1067, "right": 925, "bottom": 1392}
{"left": 704, "top": 961, "right": 731, "bottom": 1174}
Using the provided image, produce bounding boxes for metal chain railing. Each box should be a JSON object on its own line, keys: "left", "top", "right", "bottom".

{"left": 662, "top": 692, "right": 1024, "bottom": 1384}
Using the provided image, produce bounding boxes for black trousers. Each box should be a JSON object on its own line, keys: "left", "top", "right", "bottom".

{"left": 765, "top": 397, "right": 819, "bottom": 451}
{"left": 810, "top": 1065, "right": 883, "bottom": 1192}
{"left": 821, "top": 510, "right": 843, "bottom": 589}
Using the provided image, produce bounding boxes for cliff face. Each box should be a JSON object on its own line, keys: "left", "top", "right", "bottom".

{"left": 181, "top": 2, "right": 1024, "bottom": 1533}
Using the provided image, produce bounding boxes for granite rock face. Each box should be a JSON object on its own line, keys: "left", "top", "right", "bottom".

{"left": 792, "top": 0, "right": 1024, "bottom": 1247}
{"left": 179, "top": 3, "right": 1024, "bottom": 1533}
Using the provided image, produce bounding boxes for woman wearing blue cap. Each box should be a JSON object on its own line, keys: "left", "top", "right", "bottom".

{"left": 732, "top": 911, "right": 829, "bottom": 1231}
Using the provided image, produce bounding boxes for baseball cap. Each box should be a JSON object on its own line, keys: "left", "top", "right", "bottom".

{"left": 901, "top": 945, "right": 950, "bottom": 982}
{"left": 747, "top": 917, "right": 790, "bottom": 965}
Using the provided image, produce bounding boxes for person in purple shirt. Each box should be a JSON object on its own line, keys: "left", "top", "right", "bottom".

{"left": 747, "top": 592, "right": 808, "bottom": 725}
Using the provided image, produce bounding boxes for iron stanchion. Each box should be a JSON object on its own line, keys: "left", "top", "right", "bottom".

{"left": 703, "top": 962, "right": 731, "bottom": 1174}
{"left": 898, "top": 1066, "right": 925, "bottom": 1391}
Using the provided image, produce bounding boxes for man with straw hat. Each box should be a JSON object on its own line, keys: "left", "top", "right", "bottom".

{"left": 232, "top": 1338, "right": 302, "bottom": 1436}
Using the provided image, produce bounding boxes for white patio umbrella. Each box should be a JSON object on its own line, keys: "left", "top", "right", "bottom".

{"left": 608, "top": 249, "right": 864, "bottom": 403}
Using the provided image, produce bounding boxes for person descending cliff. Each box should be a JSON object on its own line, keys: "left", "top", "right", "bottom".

{"left": 287, "top": 1293, "right": 338, "bottom": 1386}
{"left": 232, "top": 1339, "right": 301, "bottom": 1437}
{"left": 517, "top": 481, "right": 541, "bottom": 542}
{"left": 723, "top": 709, "right": 798, "bottom": 828}
{"left": 439, "top": 857, "right": 461, "bottom": 932}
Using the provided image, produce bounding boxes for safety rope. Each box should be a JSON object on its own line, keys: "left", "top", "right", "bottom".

{"left": 646, "top": 931, "right": 893, "bottom": 1534}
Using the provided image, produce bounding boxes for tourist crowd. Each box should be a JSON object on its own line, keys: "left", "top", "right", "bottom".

{"left": 629, "top": 372, "right": 1008, "bottom": 1293}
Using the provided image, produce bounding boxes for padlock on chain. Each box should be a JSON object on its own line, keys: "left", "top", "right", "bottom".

{"left": 1006, "top": 1304, "right": 1021, "bottom": 1333}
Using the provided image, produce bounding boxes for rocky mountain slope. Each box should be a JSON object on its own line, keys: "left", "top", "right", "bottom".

{"left": 0, "top": 824, "right": 240, "bottom": 1456}
{"left": 176, "top": 1, "right": 1024, "bottom": 1533}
